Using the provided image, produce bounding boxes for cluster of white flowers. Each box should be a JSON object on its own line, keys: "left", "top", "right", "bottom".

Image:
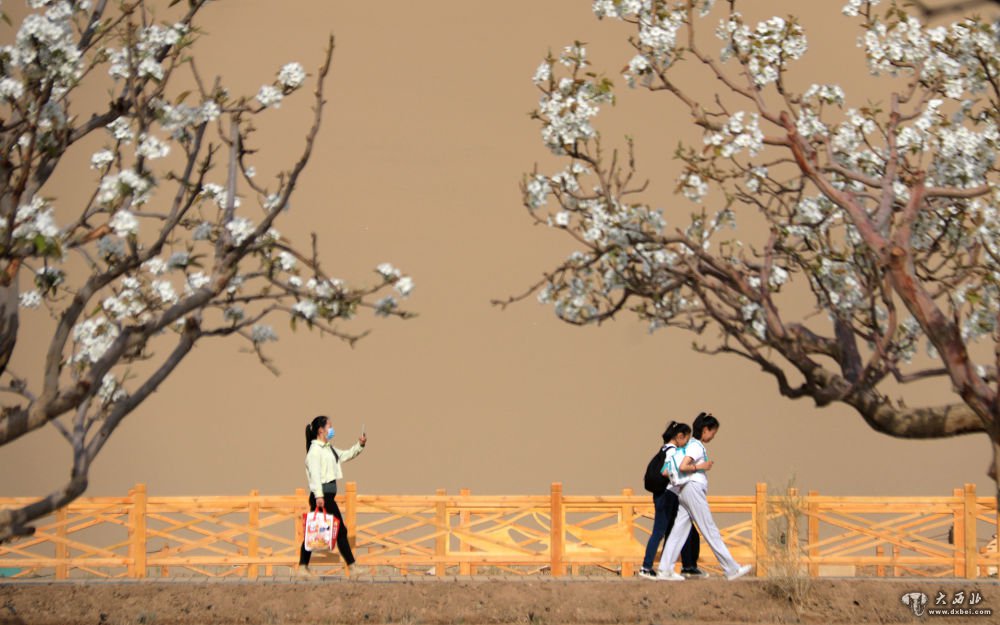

{"left": 812, "top": 258, "right": 865, "bottom": 313}
{"left": 71, "top": 316, "right": 119, "bottom": 365}
{"left": 225, "top": 217, "right": 255, "bottom": 245}
{"left": 717, "top": 14, "right": 807, "bottom": 87}
{"left": 256, "top": 85, "right": 283, "bottom": 109}
{"left": 137, "top": 134, "right": 170, "bottom": 160}
{"left": 109, "top": 210, "right": 139, "bottom": 237}
{"left": 745, "top": 166, "right": 768, "bottom": 193}
{"left": 278, "top": 62, "right": 306, "bottom": 89}
{"left": 803, "top": 84, "right": 846, "bottom": 107}
{"left": 525, "top": 174, "right": 550, "bottom": 209}
{"left": 90, "top": 149, "right": 114, "bottom": 170}
{"left": 0, "top": 77, "right": 24, "bottom": 100}
{"left": 6, "top": 2, "right": 83, "bottom": 90}
{"left": 200, "top": 182, "right": 240, "bottom": 210}
{"left": 102, "top": 277, "right": 148, "bottom": 321}
{"left": 19, "top": 290, "right": 42, "bottom": 309}
{"left": 374, "top": 296, "right": 398, "bottom": 317}
{"left": 185, "top": 271, "right": 210, "bottom": 294}
{"left": 8, "top": 196, "right": 59, "bottom": 241}
{"left": 740, "top": 301, "right": 767, "bottom": 339}
{"left": 97, "top": 373, "right": 127, "bottom": 407}
{"left": 97, "top": 169, "right": 152, "bottom": 207}
{"left": 292, "top": 298, "right": 317, "bottom": 320}
{"left": 703, "top": 111, "right": 764, "bottom": 158}
{"left": 106, "top": 117, "right": 134, "bottom": 144}
{"left": 534, "top": 46, "right": 614, "bottom": 154}
{"left": 107, "top": 23, "right": 186, "bottom": 83}
{"left": 251, "top": 324, "right": 278, "bottom": 344}
{"left": 679, "top": 171, "right": 708, "bottom": 202}
{"left": 842, "top": 0, "right": 880, "bottom": 17}
{"left": 156, "top": 98, "right": 221, "bottom": 141}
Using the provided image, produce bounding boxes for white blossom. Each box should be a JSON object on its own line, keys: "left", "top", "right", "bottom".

{"left": 376, "top": 263, "right": 402, "bottom": 279}
{"left": 109, "top": 210, "right": 138, "bottom": 237}
{"left": 277, "top": 62, "right": 306, "bottom": 89}
{"left": 137, "top": 134, "right": 170, "bottom": 160}
{"left": 256, "top": 85, "right": 283, "bottom": 109}
{"left": 71, "top": 316, "right": 119, "bottom": 365}
{"left": 395, "top": 276, "right": 414, "bottom": 297}
{"left": 375, "top": 295, "right": 398, "bottom": 317}
{"left": 226, "top": 217, "right": 255, "bottom": 245}
{"left": 19, "top": 290, "right": 42, "bottom": 308}
{"left": 293, "top": 298, "right": 317, "bottom": 320}
{"left": 0, "top": 77, "right": 24, "bottom": 100}
{"left": 251, "top": 324, "right": 278, "bottom": 343}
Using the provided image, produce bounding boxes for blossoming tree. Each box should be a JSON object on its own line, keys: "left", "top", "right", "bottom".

{"left": 507, "top": 0, "right": 1000, "bottom": 494}
{"left": 0, "top": 0, "right": 414, "bottom": 540}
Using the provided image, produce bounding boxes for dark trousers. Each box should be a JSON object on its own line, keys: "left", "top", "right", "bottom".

{"left": 299, "top": 491, "right": 355, "bottom": 566}
{"left": 642, "top": 489, "right": 700, "bottom": 570}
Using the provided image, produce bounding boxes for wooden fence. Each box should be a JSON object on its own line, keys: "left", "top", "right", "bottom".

{"left": 0, "top": 482, "right": 998, "bottom": 580}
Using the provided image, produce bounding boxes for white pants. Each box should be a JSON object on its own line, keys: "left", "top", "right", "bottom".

{"left": 658, "top": 482, "right": 740, "bottom": 575}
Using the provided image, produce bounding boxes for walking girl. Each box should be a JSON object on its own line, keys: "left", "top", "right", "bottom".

{"left": 638, "top": 421, "right": 702, "bottom": 580}
{"left": 657, "top": 413, "right": 752, "bottom": 581}
{"left": 297, "top": 415, "right": 367, "bottom": 574}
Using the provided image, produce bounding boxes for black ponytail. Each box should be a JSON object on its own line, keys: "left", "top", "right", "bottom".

{"left": 305, "top": 415, "right": 329, "bottom": 452}
{"left": 692, "top": 412, "right": 719, "bottom": 440}
{"left": 662, "top": 420, "right": 692, "bottom": 443}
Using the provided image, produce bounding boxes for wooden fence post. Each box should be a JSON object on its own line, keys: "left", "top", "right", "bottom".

{"left": 786, "top": 487, "right": 799, "bottom": 572}
{"left": 55, "top": 507, "right": 68, "bottom": 579}
{"left": 459, "top": 488, "right": 471, "bottom": 576}
{"left": 876, "top": 546, "right": 885, "bottom": 577}
{"left": 964, "top": 483, "right": 978, "bottom": 579}
{"left": 550, "top": 483, "right": 565, "bottom": 577}
{"left": 248, "top": 489, "right": 259, "bottom": 580}
{"left": 807, "top": 490, "right": 818, "bottom": 578}
{"left": 435, "top": 488, "right": 447, "bottom": 577}
{"left": 621, "top": 487, "right": 634, "bottom": 578}
{"left": 953, "top": 487, "right": 965, "bottom": 578}
{"left": 346, "top": 482, "right": 358, "bottom": 551}
{"left": 294, "top": 487, "right": 306, "bottom": 572}
{"left": 131, "top": 483, "right": 147, "bottom": 578}
{"left": 754, "top": 482, "right": 768, "bottom": 577}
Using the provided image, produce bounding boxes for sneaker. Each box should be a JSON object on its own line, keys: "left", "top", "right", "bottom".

{"left": 726, "top": 564, "right": 753, "bottom": 580}
{"left": 655, "top": 569, "right": 685, "bottom": 581}
{"left": 637, "top": 567, "right": 658, "bottom": 580}
{"left": 681, "top": 567, "right": 709, "bottom": 578}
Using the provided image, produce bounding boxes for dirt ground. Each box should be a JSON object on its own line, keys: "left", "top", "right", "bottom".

{"left": 2, "top": 578, "right": 999, "bottom": 625}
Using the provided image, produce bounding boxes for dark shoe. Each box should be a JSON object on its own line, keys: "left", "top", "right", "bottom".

{"left": 681, "top": 567, "right": 709, "bottom": 578}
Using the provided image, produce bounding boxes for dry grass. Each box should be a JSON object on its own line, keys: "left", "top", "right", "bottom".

{"left": 761, "top": 478, "right": 813, "bottom": 615}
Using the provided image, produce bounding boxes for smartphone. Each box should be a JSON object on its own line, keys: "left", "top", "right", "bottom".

{"left": 361, "top": 423, "right": 366, "bottom": 437}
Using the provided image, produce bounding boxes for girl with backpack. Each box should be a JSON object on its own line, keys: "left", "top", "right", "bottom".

{"left": 297, "top": 415, "right": 367, "bottom": 575}
{"left": 638, "top": 421, "right": 702, "bottom": 580}
{"left": 656, "top": 413, "right": 752, "bottom": 581}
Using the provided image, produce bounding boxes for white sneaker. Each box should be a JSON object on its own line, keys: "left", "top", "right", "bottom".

{"left": 655, "top": 569, "right": 685, "bottom": 581}
{"left": 726, "top": 564, "right": 752, "bottom": 580}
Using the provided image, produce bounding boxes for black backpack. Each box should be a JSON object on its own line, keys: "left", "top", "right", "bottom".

{"left": 643, "top": 444, "right": 673, "bottom": 494}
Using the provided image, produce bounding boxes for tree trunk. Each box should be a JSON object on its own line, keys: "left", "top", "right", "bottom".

{"left": 0, "top": 272, "right": 19, "bottom": 378}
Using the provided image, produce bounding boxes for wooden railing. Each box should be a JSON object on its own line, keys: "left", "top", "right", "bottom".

{"left": 0, "top": 482, "right": 997, "bottom": 580}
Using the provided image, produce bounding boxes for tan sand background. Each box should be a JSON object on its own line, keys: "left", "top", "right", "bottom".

{"left": 1, "top": 0, "right": 997, "bottom": 501}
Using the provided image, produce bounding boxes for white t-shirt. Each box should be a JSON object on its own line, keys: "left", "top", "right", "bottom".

{"left": 682, "top": 439, "right": 710, "bottom": 487}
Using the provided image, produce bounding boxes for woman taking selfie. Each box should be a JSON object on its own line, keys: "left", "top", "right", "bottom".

{"left": 297, "top": 415, "right": 367, "bottom": 574}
